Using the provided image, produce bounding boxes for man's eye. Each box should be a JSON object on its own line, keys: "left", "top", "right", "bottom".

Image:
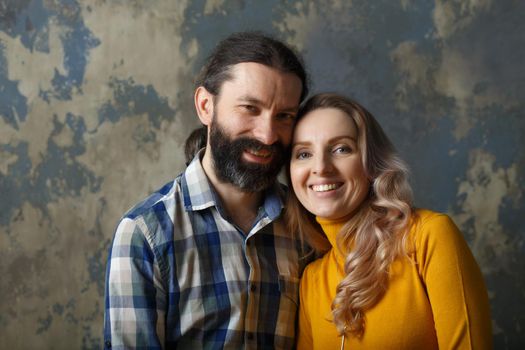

{"left": 243, "top": 105, "right": 258, "bottom": 113}
{"left": 277, "top": 113, "right": 296, "bottom": 121}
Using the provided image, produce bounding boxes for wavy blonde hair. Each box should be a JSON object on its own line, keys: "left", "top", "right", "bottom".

{"left": 285, "top": 93, "right": 413, "bottom": 338}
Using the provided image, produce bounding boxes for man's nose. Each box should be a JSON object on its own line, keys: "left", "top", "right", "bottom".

{"left": 252, "top": 115, "right": 278, "bottom": 145}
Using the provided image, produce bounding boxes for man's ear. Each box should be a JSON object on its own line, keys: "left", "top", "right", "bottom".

{"left": 194, "top": 86, "right": 214, "bottom": 126}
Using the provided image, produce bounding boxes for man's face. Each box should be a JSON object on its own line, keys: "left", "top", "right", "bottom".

{"left": 209, "top": 62, "right": 303, "bottom": 192}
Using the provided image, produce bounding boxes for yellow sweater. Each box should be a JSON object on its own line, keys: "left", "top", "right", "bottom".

{"left": 297, "top": 209, "right": 492, "bottom": 349}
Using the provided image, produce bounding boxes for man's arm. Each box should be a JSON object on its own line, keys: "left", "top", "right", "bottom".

{"left": 104, "top": 217, "right": 165, "bottom": 350}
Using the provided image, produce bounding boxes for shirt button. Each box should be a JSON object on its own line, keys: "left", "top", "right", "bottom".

{"left": 250, "top": 284, "right": 257, "bottom": 292}
{"left": 105, "top": 340, "right": 112, "bottom": 348}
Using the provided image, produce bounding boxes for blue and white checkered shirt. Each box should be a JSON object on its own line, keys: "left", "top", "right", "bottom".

{"left": 104, "top": 153, "right": 304, "bottom": 349}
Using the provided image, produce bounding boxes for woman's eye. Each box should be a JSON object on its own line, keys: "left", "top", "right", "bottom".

{"left": 295, "top": 151, "right": 311, "bottom": 160}
{"left": 334, "top": 145, "right": 351, "bottom": 154}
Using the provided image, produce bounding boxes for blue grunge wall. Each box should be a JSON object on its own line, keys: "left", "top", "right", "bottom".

{"left": 1, "top": 0, "right": 523, "bottom": 348}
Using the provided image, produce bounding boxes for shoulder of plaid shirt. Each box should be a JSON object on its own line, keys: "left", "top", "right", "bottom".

{"left": 103, "top": 152, "right": 311, "bottom": 350}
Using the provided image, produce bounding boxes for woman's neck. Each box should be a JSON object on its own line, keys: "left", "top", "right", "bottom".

{"left": 316, "top": 214, "right": 354, "bottom": 251}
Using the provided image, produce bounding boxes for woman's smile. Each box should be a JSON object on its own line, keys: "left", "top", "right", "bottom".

{"left": 310, "top": 182, "right": 343, "bottom": 192}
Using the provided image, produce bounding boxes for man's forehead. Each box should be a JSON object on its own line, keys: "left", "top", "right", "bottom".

{"left": 227, "top": 62, "right": 296, "bottom": 79}
{"left": 223, "top": 62, "right": 302, "bottom": 105}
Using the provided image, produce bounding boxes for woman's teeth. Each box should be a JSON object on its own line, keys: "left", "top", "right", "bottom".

{"left": 312, "top": 183, "right": 340, "bottom": 192}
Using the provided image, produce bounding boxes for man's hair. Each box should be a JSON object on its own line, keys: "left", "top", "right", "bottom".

{"left": 184, "top": 126, "right": 207, "bottom": 165}
{"left": 195, "top": 31, "right": 309, "bottom": 102}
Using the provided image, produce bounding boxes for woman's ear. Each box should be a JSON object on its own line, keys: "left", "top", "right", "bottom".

{"left": 194, "top": 86, "right": 214, "bottom": 126}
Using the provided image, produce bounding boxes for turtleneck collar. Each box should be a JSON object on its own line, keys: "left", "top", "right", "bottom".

{"left": 315, "top": 214, "right": 354, "bottom": 255}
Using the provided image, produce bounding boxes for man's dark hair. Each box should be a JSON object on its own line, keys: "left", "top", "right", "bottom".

{"left": 195, "top": 31, "right": 309, "bottom": 102}
{"left": 184, "top": 126, "right": 207, "bottom": 165}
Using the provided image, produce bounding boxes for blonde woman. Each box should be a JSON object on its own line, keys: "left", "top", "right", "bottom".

{"left": 287, "top": 93, "right": 492, "bottom": 349}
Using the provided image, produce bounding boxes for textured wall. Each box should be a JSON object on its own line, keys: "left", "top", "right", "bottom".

{"left": 0, "top": 0, "right": 523, "bottom": 348}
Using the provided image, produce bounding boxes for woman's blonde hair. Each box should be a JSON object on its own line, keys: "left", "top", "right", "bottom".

{"left": 285, "top": 93, "right": 413, "bottom": 338}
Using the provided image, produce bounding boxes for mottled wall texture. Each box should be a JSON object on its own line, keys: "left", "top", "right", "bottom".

{"left": 0, "top": 0, "right": 523, "bottom": 348}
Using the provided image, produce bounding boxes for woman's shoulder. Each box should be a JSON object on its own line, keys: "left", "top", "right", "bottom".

{"left": 301, "top": 250, "right": 334, "bottom": 284}
{"left": 410, "top": 208, "right": 459, "bottom": 236}
{"left": 303, "top": 252, "right": 330, "bottom": 273}
{"left": 412, "top": 208, "right": 450, "bottom": 223}
{"left": 409, "top": 208, "right": 469, "bottom": 257}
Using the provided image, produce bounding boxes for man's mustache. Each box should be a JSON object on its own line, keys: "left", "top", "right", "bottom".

{"left": 233, "top": 137, "right": 285, "bottom": 154}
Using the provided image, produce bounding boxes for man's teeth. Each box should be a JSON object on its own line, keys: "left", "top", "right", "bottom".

{"left": 312, "top": 184, "right": 339, "bottom": 192}
{"left": 248, "top": 149, "right": 270, "bottom": 157}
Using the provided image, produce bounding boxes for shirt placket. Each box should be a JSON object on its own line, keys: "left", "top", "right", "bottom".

{"left": 243, "top": 234, "right": 260, "bottom": 349}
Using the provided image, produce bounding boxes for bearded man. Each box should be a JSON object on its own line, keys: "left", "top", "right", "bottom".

{"left": 103, "top": 31, "right": 309, "bottom": 349}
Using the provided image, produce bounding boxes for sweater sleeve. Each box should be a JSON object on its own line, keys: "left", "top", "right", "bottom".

{"left": 415, "top": 212, "right": 493, "bottom": 349}
{"left": 297, "top": 267, "right": 314, "bottom": 350}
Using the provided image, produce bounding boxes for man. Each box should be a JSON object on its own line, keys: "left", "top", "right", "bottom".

{"left": 104, "top": 32, "right": 309, "bottom": 349}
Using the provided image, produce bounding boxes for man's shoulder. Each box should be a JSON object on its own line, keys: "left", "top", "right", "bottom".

{"left": 122, "top": 175, "right": 184, "bottom": 222}
{"left": 111, "top": 175, "right": 187, "bottom": 249}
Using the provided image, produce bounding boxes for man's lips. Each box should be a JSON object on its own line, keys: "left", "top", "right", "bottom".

{"left": 243, "top": 148, "right": 274, "bottom": 164}
{"left": 247, "top": 148, "right": 272, "bottom": 158}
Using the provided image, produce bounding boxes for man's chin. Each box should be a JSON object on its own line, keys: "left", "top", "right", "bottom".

{"left": 227, "top": 167, "right": 281, "bottom": 192}
{"left": 236, "top": 176, "right": 277, "bottom": 193}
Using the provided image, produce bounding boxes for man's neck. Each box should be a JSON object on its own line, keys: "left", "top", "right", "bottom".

{"left": 201, "top": 150, "right": 264, "bottom": 234}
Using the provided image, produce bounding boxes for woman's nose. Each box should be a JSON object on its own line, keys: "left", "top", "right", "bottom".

{"left": 312, "top": 153, "right": 333, "bottom": 175}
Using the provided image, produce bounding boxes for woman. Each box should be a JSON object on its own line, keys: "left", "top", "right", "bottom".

{"left": 286, "top": 93, "right": 492, "bottom": 349}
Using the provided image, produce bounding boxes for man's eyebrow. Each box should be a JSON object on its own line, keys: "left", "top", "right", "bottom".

{"left": 281, "top": 106, "right": 299, "bottom": 114}
{"left": 237, "top": 95, "right": 299, "bottom": 113}
{"left": 238, "top": 95, "right": 262, "bottom": 105}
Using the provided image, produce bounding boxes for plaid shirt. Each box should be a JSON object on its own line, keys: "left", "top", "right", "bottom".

{"left": 104, "top": 154, "right": 304, "bottom": 349}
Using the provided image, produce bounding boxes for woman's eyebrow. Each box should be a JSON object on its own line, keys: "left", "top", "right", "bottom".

{"left": 292, "top": 141, "right": 311, "bottom": 147}
{"left": 329, "top": 135, "right": 356, "bottom": 143}
{"left": 293, "top": 135, "right": 356, "bottom": 147}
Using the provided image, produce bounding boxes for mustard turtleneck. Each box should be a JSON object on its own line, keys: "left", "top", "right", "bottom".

{"left": 297, "top": 209, "right": 492, "bottom": 350}
{"left": 315, "top": 215, "right": 349, "bottom": 248}
{"left": 314, "top": 215, "right": 351, "bottom": 265}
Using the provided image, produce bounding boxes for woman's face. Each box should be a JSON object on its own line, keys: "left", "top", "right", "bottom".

{"left": 290, "top": 107, "right": 371, "bottom": 220}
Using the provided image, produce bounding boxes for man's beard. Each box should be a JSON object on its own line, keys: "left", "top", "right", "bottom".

{"left": 209, "top": 118, "right": 287, "bottom": 193}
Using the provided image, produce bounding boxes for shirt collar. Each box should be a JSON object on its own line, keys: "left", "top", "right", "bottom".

{"left": 181, "top": 149, "right": 285, "bottom": 220}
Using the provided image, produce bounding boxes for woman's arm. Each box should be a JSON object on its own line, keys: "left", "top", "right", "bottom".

{"left": 415, "top": 211, "right": 492, "bottom": 349}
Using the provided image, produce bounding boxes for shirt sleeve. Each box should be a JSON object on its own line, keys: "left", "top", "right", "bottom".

{"left": 104, "top": 217, "right": 165, "bottom": 349}
{"left": 415, "top": 212, "right": 493, "bottom": 350}
{"left": 296, "top": 268, "right": 314, "bottom": 350}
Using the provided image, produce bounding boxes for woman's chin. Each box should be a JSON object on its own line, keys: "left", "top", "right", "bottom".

{"left": 310, "top": 209, "right": 346, "bottom": 220}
